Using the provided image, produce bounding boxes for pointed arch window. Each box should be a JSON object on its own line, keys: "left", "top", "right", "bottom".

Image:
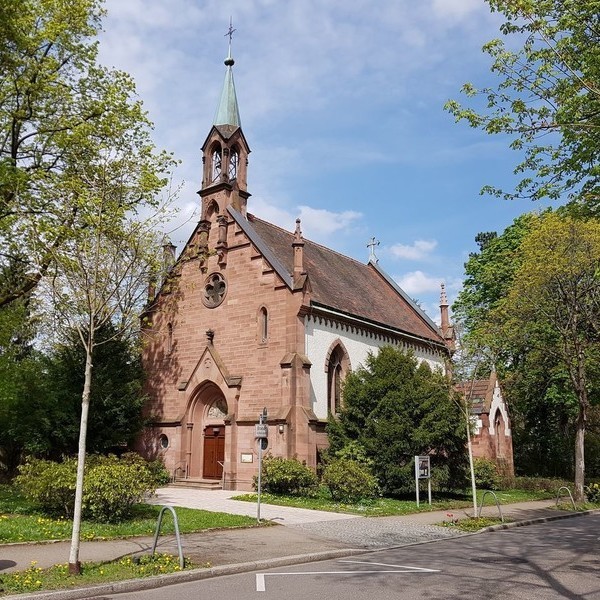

{"left": 494, "top": 410, "right": 503, "bottom": 457}
{"left": 167, "top": 322, "right": 173, "bottom": 355}
{"left": 258, "top": 306, "right": 268, "bottom": 344}
{"left": 327, "top": 343, "right": 350, "bottom": 415}
{"left": 228, "top": 148, "right": 238, "bottom": 180}
{"left": 211, "top": 144, "right": 222, "bottom": 182}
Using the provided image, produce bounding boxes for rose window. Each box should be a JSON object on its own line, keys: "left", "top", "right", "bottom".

{"left": 202, "top": 273, "right": 227, "bottom": 308}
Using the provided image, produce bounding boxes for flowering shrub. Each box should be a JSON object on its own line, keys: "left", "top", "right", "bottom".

{"left": 584, "top": 482, "right": 600, "bottom": 504}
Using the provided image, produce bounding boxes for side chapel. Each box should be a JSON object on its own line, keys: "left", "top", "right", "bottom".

{"left": 140, "top": 45, "right": 456, "bottom": 490}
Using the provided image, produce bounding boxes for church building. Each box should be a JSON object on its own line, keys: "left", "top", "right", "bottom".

{"left": 140, "top": 44, "right": 453, "bottom": 490}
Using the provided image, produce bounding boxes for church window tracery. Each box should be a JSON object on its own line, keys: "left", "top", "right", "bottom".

{"left": 228, "top": 148, "right": 238, "bottom": 180}
{"left": 326, "top": 343, "right": 350, "bottom": 414}
{"left": 202, "top": 273, "right": 227, "bottom": 308}
{"left": 211, "top": 145, "right": 222, "bottom": 182}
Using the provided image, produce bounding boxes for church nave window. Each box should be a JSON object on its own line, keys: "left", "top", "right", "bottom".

{"left": 326, "top": 342, "right": 350, "bottom": 415}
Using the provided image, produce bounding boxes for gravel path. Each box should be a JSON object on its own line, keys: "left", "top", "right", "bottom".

{"left": 288, "top": 515, "right": 463, "bottom": 548}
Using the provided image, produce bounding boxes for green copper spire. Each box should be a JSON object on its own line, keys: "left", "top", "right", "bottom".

{"left": 213, "top": 21, "right": 241, "bottom": 128}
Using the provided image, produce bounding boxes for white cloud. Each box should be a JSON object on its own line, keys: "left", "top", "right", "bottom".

{"left": 395, "top": 271, "right": 443, "bottom": 295}
{"left": 297, "top": 206, "right": 362, "bottom": 239}
{"left": 390, "top": 239, "right": 437, "bottom": 260}
{"left": 431, "top": 0, "right": 487, "bottom": 21}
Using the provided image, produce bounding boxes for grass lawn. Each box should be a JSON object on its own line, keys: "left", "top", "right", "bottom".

{"left": 0, "top": 485, "right": 259, "bottom": 544}
{"left": 232, "top": 487, "right": 556, "bottom": 517}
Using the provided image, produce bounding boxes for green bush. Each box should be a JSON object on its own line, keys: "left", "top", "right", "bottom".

{"left": 473, "top": 458, "right": 501, "bottom": 490}
{"left": 255, "top": 455, "right": 318, "bottom": 496}
{"left": 322, "top": 458, "right": 379, "bottom": 503}
{"left": 584, "top": 482, "right": 600, "bottom": 503}
{"left": 511, "top": 476, "right": 572, "bottom": 493}
{"left": 143, "top": 457, "right": 171, "bottom": 486}
{"left": 83, "top": 454, "right": 157, "bottom": 522}
{"left": 15, "top": 458, "right": 77, "bottom": 517}
{"left": 15, "top": 454, "right": 158, "bottom": 522}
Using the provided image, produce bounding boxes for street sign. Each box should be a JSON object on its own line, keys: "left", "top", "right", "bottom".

{"left": 255, "top": 424, "right": 268, "bottom": 439}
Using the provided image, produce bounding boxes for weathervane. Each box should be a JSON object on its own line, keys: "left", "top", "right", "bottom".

{"left": 367, "top": 237, "right": 380, "bottom": 264}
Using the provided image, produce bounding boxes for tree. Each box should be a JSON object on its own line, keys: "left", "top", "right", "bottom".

{"left": 327, "top": 346, "right": 467, "bottom": 496}
{"left": 453, "top": 212, "right": 539, "bottom": 350}
{"left": 0, "top": 0, "right": 170, "bottom": 306}
{"left": 445, "top": 0, "right": 600, "bottom": 213}
{"left": 495, "top": 212, "right": 600, "bottom": 501}
{"left": 48, "top": 191, "right": 169, "bottom": 573}
{"left": 44, "top": 323, "right": 146, "bottom": 456}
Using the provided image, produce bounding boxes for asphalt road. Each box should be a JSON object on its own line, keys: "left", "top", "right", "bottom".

{"left": 99, "top": 514, "right": 600, "bottom": 600}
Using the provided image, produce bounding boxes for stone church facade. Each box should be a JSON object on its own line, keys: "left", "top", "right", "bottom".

{"left": 140, "top": 48, "right": 457, "bottom": 490}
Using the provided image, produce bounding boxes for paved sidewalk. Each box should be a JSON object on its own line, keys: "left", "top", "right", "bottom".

{"left": 1, "top": 488, "right": 585, "bottom": 578}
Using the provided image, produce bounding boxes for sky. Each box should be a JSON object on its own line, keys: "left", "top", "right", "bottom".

{"left": 96, "top": 0, "right": 553, "bottom": 322}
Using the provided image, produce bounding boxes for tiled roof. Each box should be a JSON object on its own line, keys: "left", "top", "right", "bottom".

{"left": 455, "top": 378, "right": 494, "bottom": 414}
{"left": 245, "top": 213, "right": 445, "bottom": 345}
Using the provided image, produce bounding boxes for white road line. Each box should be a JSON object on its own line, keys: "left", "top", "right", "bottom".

{"left": 340, "top": 560, "right": 440, "bottom": 573}
{"left": 255, "top": 567, "right": 440, "bottom": 592}
{"left": 256, "top": 574, "right": 265, "bottom": 592}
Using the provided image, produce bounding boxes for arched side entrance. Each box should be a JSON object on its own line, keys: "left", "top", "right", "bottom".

{"left": 188, "top": 384, "right": 228, "bottom": 480}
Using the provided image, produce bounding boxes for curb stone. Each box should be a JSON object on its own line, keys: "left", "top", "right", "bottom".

{"left": 481, "top": 507, "right": 600, "bottom": 533}
{"left": 5, "top": 508, "right": 599, "bottom": 600}
{"left": 2, "top": 549, "right": 366, "bottom": 600}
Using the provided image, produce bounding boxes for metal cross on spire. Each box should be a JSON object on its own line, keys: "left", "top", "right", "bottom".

{"left": 225, "top": 17, "right": 236, "bottom": 51}
{"left": 367, "top": 237, "right": 380, "bottom": 264}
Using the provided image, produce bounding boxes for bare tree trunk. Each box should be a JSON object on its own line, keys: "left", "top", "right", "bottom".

{"left": 68, "top": 345, "right": 93, "bottom": 574}
{"left": 574, "top": 402, "right": 586, "bottom": 503}
{"left": 465, "top": 412, "right": 478, "bottom": 515}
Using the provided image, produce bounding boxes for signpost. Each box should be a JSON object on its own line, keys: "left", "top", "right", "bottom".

{"left": 255, "top": 408, "right": 268, "bottom": 522}
{"left": 414, "top": 455, "right": 431, "bottom": 507}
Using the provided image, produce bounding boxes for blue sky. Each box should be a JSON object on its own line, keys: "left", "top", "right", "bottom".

{"left": 97, "top": 0, "right": 553, "bottom": 322}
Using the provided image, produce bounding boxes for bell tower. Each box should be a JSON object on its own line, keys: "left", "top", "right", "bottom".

{"left": 199, "top": 23, "right": 251, "bottom": 218}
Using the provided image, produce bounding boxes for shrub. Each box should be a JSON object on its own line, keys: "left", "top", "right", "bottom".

{"left": 255, "top": 455, "right": 318, "bottom": 496}
{"left": 15, "top": 454, "right": 158, "bottom": 522}
{"left": 141, "top": 456, "right": 170, "bottom": 486}
{"left": 584, "top": 482, "right": 600, "bottom": 504}
{"left": 83, "top": 454, "right": 157, "bottom": 522}
{"left": 334, "top": 441, "right": 373, "bottom": 468}
{"left": 510, "top": 476, "right": 572, "bottom": 493}
{"left": 473, "top": 458, "right": 501, "bottom": 490}
{"left": 15, "top": 458, "right": 77, "bottom": 517}
{"left": 322, "top": 458, "right": 379, "bottom": 503}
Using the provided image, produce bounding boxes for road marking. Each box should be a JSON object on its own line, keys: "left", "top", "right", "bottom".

{"left": 256, "top": 573, "right": 265, "bottom": 592}
{"left": 340, "top": 560, "right": 440, "bottom": 572}
{"left": 255, "top": 561, "right": 440, "bottom": 591}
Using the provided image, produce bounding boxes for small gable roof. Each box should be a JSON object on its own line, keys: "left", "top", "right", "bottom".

{"left": 230, "top": 208, "right": 445, "bottom": 346}
{"left": 455, "top": 373, "right": 500, "bottom": 415}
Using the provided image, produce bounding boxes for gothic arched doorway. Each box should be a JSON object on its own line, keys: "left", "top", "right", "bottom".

{"left": 188, "top": 385, "right": 228, "bottom": 480}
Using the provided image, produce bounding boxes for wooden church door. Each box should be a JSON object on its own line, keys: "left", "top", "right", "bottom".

{"left": 203, "top": 425, "right": 225, "bottom": 479}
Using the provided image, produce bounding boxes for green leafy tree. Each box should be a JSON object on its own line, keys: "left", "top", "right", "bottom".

{"left": 445, "top": 0, "right": 600, "bottom": 213}
{"left": 327, "top": 346, "right": 467, "bottom": 496}
{"left": 0, "top": 0, "right": 173, "bottom": 306}
{"left": 494, "top": 212, "right": 600, "bottom": 501}
{"left": 453, "top": 212, "right": 538, "bottom": 349}
{"left": 44, "top": 323, "right": 146, "bottom": 456}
